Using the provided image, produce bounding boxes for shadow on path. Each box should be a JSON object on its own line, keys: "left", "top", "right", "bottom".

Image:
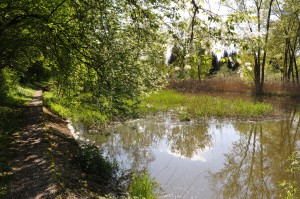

{"left": 6, "top": 90, "right": 59, "bottom": 199}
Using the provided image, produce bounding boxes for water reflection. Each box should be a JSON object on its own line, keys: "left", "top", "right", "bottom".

{"left": 87, "top": 115, "right": 212, "bottom": 170}
{"left": 210, "top": 107, "right": 300, "bottom": 199}
{"left": 82, "top": 104, "right": 300, "bottom": 198}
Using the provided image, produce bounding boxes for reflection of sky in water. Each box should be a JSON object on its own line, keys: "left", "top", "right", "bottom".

{"left": 81, "top": 110, "right": 300, "bottom": 199}
{"left": 149, "top": 120, "right": 240, "bottom": 198}
{"left": 78, "top": 100, "right": 300, "bottom": 198}
{"left": 82, "top": 115, "right": 241, "bottom": 198}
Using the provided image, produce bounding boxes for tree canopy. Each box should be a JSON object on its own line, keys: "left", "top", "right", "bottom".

{"left": 1, "top": 0, "right": 299, "bottom": 107}
{"left": 0, "top": 0, "right": 172, "bottom": 116}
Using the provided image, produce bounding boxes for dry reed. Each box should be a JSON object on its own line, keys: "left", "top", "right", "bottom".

{"left": 167, "top": 78, "right": 300, "bottom": 97}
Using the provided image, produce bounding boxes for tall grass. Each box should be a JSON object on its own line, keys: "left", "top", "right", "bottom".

{"left": 264, "top": 81, "right": 300, "bottom": 97}
{"left": 129, "top": 171, "right": 159, "bottom": 199}
{"left": 140, "top": 90, "right": 273, "bottom": 118}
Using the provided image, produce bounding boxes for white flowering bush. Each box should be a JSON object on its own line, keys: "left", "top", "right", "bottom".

{"left": 184, "top": 65, "right": 191, "bottom": 70}
{"left": 237, "top": 62, "right": 254, "bottom": 81}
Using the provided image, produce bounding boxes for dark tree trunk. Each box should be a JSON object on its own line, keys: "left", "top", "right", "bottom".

{"left": 283, "top": 41, "right": 288, "bottom": 83}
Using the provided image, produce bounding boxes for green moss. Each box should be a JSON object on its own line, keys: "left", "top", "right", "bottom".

{"left": 139, "top": 90, "right": 273, "bottom": 118}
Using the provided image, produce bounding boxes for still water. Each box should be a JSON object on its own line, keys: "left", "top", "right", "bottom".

{"left": 82, "top": 101, "right": 300, "bottom": 199}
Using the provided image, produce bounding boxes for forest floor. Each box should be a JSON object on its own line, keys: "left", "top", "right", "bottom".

{"left": 5, "top": 90, "right": 115, "bottom": 199}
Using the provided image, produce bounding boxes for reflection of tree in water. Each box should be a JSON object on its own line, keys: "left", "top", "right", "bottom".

{"left": 167, "top": 123, "right": 212, "bottom": 158}
{"left": 105, "top": 120, "right": 165, "bottom": 170}
{"left": 89, "top": 115, "right": 212, "bottom": 171}
{"left": 210, "top": 109, "right": 300, "bottom": 199}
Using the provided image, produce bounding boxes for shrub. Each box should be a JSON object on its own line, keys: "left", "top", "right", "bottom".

{"left": 129, "top": 170, "right": 159, "bottom": 199}
{"left": 74, "top": 142, "right": 114, "bottom": 181}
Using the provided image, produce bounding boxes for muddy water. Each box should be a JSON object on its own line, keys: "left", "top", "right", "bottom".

{"left": 82, "top": 101, "right": 300, "bottom": 199}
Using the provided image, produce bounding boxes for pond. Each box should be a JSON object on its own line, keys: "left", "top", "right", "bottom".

{"left": 81, "top": 99, "right": 300, "bottom": 198}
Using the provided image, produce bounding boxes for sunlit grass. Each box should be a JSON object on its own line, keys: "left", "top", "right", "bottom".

{"left": 0, "top": 85, "right": 35, "bottom": 106}
{"left": 43, "top": 92, "right": 107, "bottom": 126}
{"left": 129, "top": 171, "right": 159, "bottom": 199}
{"left": 140, "top": 90, "right": 273, "bottom": 118}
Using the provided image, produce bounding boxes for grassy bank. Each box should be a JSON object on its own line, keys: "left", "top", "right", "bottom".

{"left": 43, "top": 92, "right": 108, "bottom": 127}
{"left": 43, "top": 91, "right": 158, "bottom": 197}
{"left": 42, "top": 121, "right": 122, "bottom": 198}
{"left": 140, "top": 90, "right": 273, "bottom": 119}
{"left": 0, "top": 85, "right": 35, "bottom": 197}
{"left": 0, "top": 85, "right": 35, "bottom": 106}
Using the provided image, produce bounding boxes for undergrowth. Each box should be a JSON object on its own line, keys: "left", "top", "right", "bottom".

{"left": 0, "top": 126, "right": 12, "bottom": 197}
{"left": 0, "top": 85, "right": 35, "bottom": 106}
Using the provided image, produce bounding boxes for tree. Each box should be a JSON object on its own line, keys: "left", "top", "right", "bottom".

{"left": 268, "top": 0, "right": 300, "bottom": 83}
{"left": 226, "top": 0, "right": 275, "bottom": 94}
{"left": 0, "top": 0, "right": 172, "bottom": 116}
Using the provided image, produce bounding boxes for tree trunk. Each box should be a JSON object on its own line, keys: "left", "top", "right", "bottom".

{"left": 254, "top": 55, "right": 263, "bottom": 95}
{"left": 197, "top": 52, "right": 201, "bottom": 81}
{"left": 253, "top": 0, "right": 274, "bottom": 95}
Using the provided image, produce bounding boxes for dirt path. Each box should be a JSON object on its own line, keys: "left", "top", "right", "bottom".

{"left": 7, "top": 90, "right": 58, "bottom": 198}
{"left": 5, "top": 90, "right": 119, "bottom": 199}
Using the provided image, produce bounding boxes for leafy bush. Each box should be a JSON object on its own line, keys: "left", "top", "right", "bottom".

{"left": 0, "top": 67, "right": 19, "bottom": 104}
{"left": 74, "top": 142, "right": 114, "bottom": 181}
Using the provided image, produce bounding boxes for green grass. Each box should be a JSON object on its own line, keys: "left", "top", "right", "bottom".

{"left": 0, "top": 85, "right": 35, "bottom": 106}
{"left": 0, "top": 85, "right": 35, "bottom": 197}
{"left": 43, "top": 92, "right": 108, "bottom": 126}
{"left": 139, "top": 90, "right": 273, "bottom": 119}
{"left": 129, "top": 171, "right": 159, "bottom": 199}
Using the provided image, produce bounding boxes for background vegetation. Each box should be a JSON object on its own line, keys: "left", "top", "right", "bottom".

{"left": 0, "top": 0, "right": 299, "bottom": 122}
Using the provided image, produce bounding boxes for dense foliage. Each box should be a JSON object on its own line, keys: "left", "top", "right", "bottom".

{"left": 1, "top": 0, "right": 299, "bottom": 117}
{"left": 0, "top": 0, "right": 171, "bottom": 119}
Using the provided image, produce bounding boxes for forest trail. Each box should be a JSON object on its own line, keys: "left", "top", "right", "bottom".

{"left": 5, "top": 90, "right": 106, "bottom": 199}
{"left": 7, "top": 90, "right": 58, "bottom": 198}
